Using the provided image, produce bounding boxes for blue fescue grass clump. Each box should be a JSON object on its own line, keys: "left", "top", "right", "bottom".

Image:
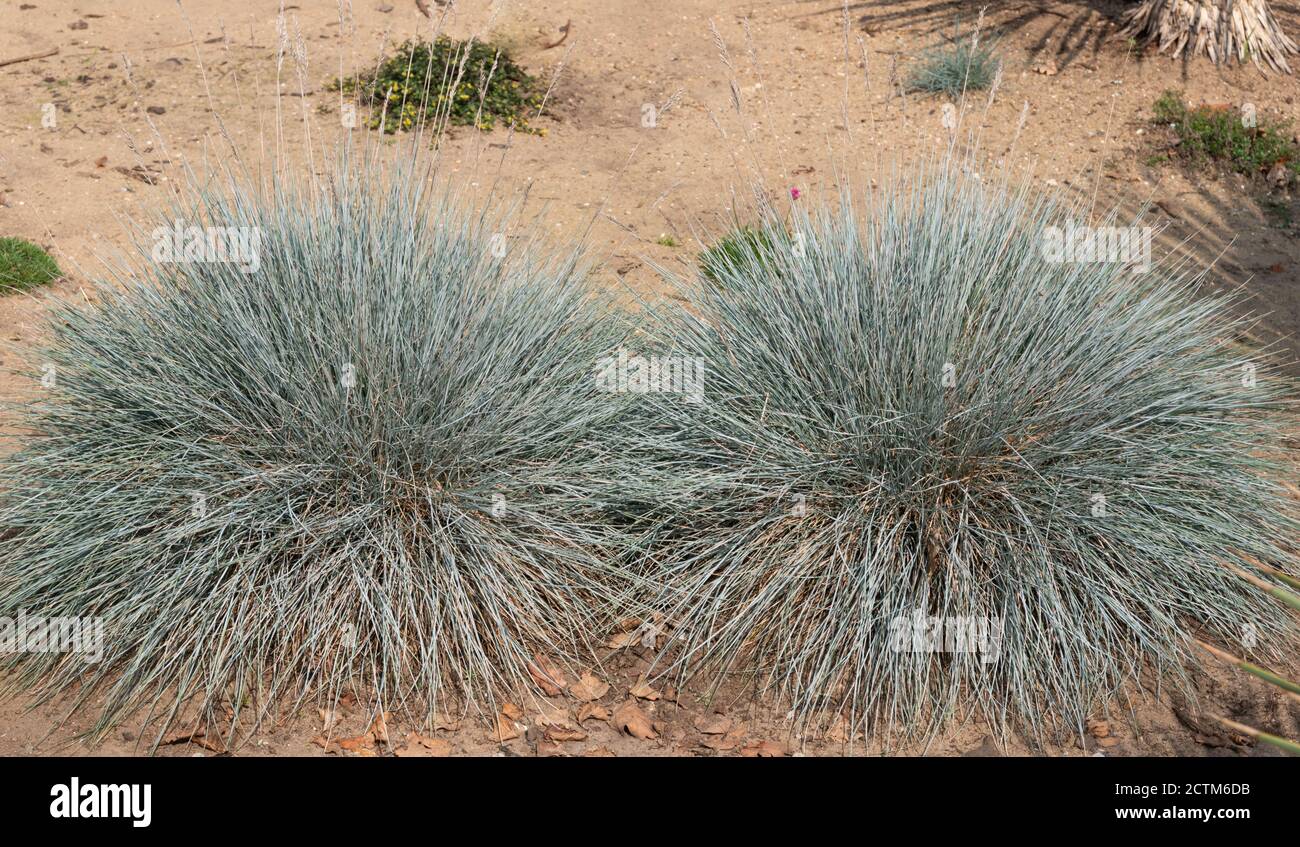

{"left": 0, "top": 149, "right": 640, "bottom": 746}
{"left": 908, "top": 32, "right": 1000, "bottom": 98}
{"left": 638, "top": 160, "right": 1300, "bottom": 742}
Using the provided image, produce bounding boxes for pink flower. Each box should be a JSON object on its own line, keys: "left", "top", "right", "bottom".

{"left": 790, "top": 187, "right": 801, "bottom": 200}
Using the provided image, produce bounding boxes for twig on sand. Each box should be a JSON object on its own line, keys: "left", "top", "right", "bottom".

{"left": 0, "top": 47, "right": 59, "bottom": 69}
{"left": 543, "top": 20, "right": 572, "bottom": 50}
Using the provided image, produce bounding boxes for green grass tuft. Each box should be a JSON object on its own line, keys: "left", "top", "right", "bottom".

{"left": 1152, "top": 91, "right": 1300, "bottom": 178}
{"left": 698, "top": 226, "right": 776, "bottom": 287}
{"left": 0, "top": 237, "right": 60, "bottom": 293}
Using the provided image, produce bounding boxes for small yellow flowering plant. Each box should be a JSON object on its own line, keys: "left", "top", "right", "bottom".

{"left": 332, "top": 37, "right": 546, "bottom": 135}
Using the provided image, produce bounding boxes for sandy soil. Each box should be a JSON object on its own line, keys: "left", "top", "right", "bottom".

{"left": 0, "top": 0, "right": 1297, "bottom": 756}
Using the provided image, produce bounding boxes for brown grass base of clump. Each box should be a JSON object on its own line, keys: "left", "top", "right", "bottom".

{"left": 1122, "top": 0, "right": 1299, "bottom": 73}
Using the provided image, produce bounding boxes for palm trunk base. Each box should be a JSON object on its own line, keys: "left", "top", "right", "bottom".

{"left": 1121, "top": 0, "right": 1298, "bottom": 73}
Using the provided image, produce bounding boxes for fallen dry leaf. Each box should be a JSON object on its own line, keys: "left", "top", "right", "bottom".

{"left": 413, "top": 732, "right": 452, "bottom": 753}
{"left": 701, "top": 734, "right": 742, "bottom": 751}
{"left": 544, "top": 725, "right": 588, "bottom": 743}
{"left": 337, "top": 733, "right": 376, "bottom": 754}
{"left": 395, "top": 733, "right": 452, "bottom": 757}
{"left": 740, "top": 740, "right": 787, "bottom": 757}
{"left": 528, "top": 654, "right": 568, "bottom": 697}
{"left": 311, "top": 734, "right": 340, "bottom": 754}
{"left": 825, "top": 716, "right": 857, "bottom": 744}
{"left": 535, "top": 705, "right": 577, "bottom": 729}
{"left": 569, "top": 672, "right": 611, "bottom": 702}
{"left": 613, "top": 700, "right": 658, "bottom": 740}
{"left": 606, "top": 631, "right": 636, "bottom": 650}
{"left": 501, "top": 702, "right": 525, "bottom": 722}
{"left": 584, "top": 746, "right": 617, "bottom": 757}
{"left": 577, "top": 703, "right": 611, "bottom": 723}
{"left": 629, "top": 676, "right": 660, "bottom": 701}
{"left": 367, "top": 711, "right": 392, "bottom": 745}
{"left": 491, "top": 712, "right": 522, "bottom": 743}
{"left": 536, "top": 740, "right": 567, "bottom": 757}
{"left": 694, "top": 714, "right": 732, "bottom": 735}
{"left": 701, "top": 722, "right": 748, "bottom": 752}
